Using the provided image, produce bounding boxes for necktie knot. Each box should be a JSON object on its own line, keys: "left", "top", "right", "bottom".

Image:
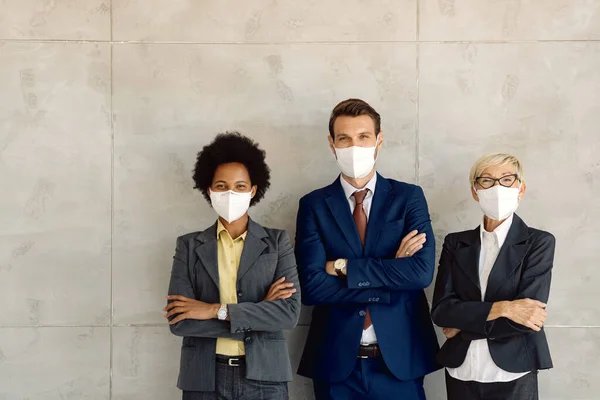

{"left": 353, "top": 189, "right": 368, "bottom": 205}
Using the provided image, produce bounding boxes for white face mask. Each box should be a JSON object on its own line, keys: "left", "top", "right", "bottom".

{"left": 209, "top": 190, "right": 252, "bottom": 223}
{"left": 476, "top": 185, "right": 520, "bottom": 221}
{"left": 334, "top": 138, "right": 379, "bottom": 179}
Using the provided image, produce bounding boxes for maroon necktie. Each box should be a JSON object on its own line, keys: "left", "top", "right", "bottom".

{"left": 352, "top": 190, "right": 372, "bottom": 329}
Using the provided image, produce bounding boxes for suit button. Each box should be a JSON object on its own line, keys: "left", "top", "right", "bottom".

{"left": 365, "top": 282, "right": 371, "bottom": 286}
{"left": 375, "top": 297, "right": 380, "bottom": 302}
{"left": 368, "top": 297, "right": 373, "bottom": 302}
{"left": 358, "top": 282, "right": 363, "bottom": 287}
{"left": 359, "top": 310, "right": 366, "bottom": 317}
{"left": 244, "top": 337, "right": 252, "bottom": 344}
{"left": 247, "top": 328, "right": 252, "bottom": 332}
{"left": 237, "top": 291, "right": 244, "bottom": 297}
{"left": 235, "top": 328, "right": 241, "bottom": 333}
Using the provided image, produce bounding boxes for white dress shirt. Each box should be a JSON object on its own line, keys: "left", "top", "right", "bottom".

{"left": 447, "top": 214, "right": 530, "bottom": 382}
{"left": 339, "top": 174, "right": 378, "bottom": 344}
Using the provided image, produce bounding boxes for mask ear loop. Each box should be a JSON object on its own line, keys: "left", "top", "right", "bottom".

{"left": 373, "top": 134, "right": 381, "bottom": 163}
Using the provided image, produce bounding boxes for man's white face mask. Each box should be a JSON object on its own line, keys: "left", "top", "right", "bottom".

{"left": 334, "top": 136, "right": 380, "bottom": 179}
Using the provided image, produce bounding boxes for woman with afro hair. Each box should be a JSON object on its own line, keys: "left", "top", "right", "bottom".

{"left": 164, "top": 132, "right": 300, "bottom": 400}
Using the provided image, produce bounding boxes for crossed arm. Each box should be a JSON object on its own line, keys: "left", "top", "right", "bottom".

{"left": 432, "top": 233, "right": 555, "bottom": 340}
{"left": 165, "top": 233, "right": 300, "bottom": 338}
{"left": 296, "top": 186, "right": 435, "bottom": 306}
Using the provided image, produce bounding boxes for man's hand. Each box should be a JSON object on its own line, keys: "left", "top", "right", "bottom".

{"left": 264, "top": 277, "right": 296, "bottom": 301}
{"left": 442, "top": 327, "right": 461, "bottom": 339}
{"left": 164, "top": 295, "right": 220, "bottom": 324}
{"left": 325, "top": 261, "right": 337, "bottom": 276}
{"left": 504, "top": 299, "right": 548, "bottom": 331}
{"left": 396, "top": 230, "right": 427, "bottom": 258}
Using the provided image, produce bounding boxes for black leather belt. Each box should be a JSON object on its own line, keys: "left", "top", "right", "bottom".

{"left": 216, "top": 355, "right": 246, "bottom": 367}
{"left": 358, "top": 344, "right": 381, "bottom": 358}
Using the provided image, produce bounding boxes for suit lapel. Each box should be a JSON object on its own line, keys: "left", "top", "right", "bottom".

{"left": 325, "top": 179, "right": 362, "bottom": 257}
{"left": 454, "top": 228, "right": 482, "bottom": 290}
{"left": 485, "top": 215, "right": 531, "bottom": 300}
{"left": 237, "top": 218, "right": 268, "bottom": 283}
{"left": 194, "top": 223, "right": 219, "bottom": 289}
{"left": 364, "top": 175, "right": 394, "bottom": 255}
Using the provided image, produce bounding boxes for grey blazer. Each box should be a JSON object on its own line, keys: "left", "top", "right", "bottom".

{"left": 167, "top": 218, "right": 301, "bottom": 392}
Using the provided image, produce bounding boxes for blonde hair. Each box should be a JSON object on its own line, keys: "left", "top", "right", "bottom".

{"left": 469, "top": 153, "right": 525, "bottom": 187}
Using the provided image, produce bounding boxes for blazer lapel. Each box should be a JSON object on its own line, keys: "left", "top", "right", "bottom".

{"left": 485, "top": 215, "right": 531, "bottom": 300}
{"left": 325, "top": 179, "right": 362, "bottom": 257}
{"left": 364, "top": 174, "right": 394, "bottom": 255}
{"left": 194, "top": 222, "right": 219, "bottom": 289}
{"left": 454, "top": 228, "right": 482, "bottom": 290}
{"left": 237, "top": 218, "right": 268, "bottom": 283}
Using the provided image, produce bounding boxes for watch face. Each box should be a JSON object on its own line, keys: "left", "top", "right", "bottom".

{"left": 335, "top": 259, "right": 345, "bottom": 269}
{"left": 217, "top": 307, "right": 227, "bottom": 320}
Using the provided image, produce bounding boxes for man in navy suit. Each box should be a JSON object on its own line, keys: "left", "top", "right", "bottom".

{"left": 296, "top": 99, "right": 440, "bottom": 399}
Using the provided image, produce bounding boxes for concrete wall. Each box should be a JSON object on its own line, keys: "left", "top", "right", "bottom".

{"left": 1, "top": 1, "right": 599, "bottom": 399}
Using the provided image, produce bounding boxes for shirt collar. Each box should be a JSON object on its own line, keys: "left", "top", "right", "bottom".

{"left": 217, "top": 219, "right": 247, "bottom": 241}
{"left": 339, "top": 173, "right": 377, "bottom": 200}
{"left": 480, "top": 213, "right": 513, "bottom": 248}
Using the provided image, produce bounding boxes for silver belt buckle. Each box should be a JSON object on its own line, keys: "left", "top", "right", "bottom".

{"left": 228, "top": 358, "right": 241, "bottom": 367}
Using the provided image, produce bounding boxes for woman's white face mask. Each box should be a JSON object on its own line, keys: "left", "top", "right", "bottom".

{"left": 476, "top": 185, "right": 521, "bottom": 221}
{"left": 334, "top": 137, "right": 380, "bottom": 179}
{"left": 209, "top": 190, "right": 252, "bottom": 223}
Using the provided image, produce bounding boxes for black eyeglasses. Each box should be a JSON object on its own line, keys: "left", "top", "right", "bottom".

{"left": 475, "top": 174, "right": 520, "bottom": 189}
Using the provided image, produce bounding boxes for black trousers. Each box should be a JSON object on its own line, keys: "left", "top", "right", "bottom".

{"left": 183, "top": 360, "right": 288, "bottom": 400}
{"left": 446, "top": 370, "right": 539, "bottom": 400}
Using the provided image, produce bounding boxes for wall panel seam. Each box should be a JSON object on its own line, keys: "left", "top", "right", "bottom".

{"left": 109, "top": 42, "right": 115, "bottom": 400}
{"left": 2, "top": 39, "right": 600, "bottom": 45}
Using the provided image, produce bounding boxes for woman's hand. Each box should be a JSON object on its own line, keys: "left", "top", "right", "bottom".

{"left": 264, "top": 277, "right": 296, "bottom": 301}
{"left": 504, "top": 299, "right": 548, "bottom": 331}
{"left": 396, "top": 230, "right": 427, "bottom": 258}
{"left": 442, "top": 327, "right": 461, "bottom": 339}
{"left": 164, "top": 295, "right": 220, "bottom": 324}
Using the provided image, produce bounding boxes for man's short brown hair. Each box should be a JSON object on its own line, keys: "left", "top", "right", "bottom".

{"left": 328, "top": 98, "right": 381, "bottom": 139}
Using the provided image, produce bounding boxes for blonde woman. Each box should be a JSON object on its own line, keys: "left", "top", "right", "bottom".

{"left": 432, "top": 153, "right": 555, "bottom": 400}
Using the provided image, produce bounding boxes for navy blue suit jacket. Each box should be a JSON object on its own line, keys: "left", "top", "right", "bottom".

{"left": 296, "top": 174, "right": 441, "bottom": 382}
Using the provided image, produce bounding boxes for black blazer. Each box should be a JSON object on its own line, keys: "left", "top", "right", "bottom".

{"left": 431, "top": 214, "right": 555, "bottom": 373}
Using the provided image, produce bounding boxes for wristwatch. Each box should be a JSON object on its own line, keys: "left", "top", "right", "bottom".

{"left": 334, "top": 259, "right": 348, "bottom": 277}
{"left": 217, "top": 304, "right": 228, "bottom": 321}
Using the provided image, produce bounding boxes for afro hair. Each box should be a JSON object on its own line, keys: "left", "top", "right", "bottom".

{"left": 192, "top": 132, "right": 271, "bottom": 206}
